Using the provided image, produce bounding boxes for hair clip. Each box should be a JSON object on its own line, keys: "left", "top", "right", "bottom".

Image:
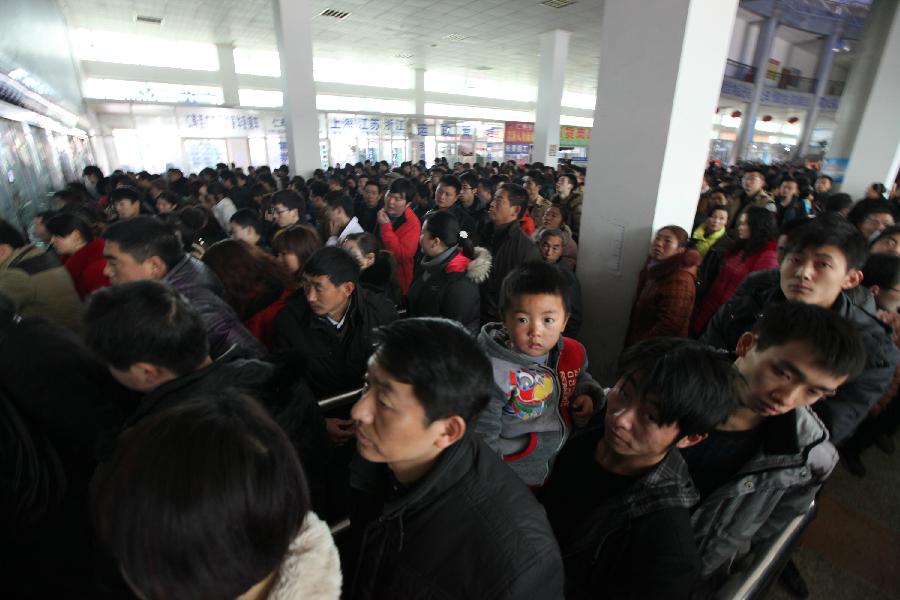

{"left": 459, "top": 230, "right": 468, "bottom": 239}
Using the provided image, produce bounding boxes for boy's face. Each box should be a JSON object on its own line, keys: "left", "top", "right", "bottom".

{"left": 735, "top": 335, "right": 847, "bottom": 416}
{"left": 501, "top": 293, "right": 568, "bottom": 357}
{"left": 871, "top": 232, "right": 900, "bottom": 256}
{"left": 779, "top": 244, "right": 860, "bottom": 308}
{"left": 352, "top": 358, "right": 449, "bottom": 470}
{"left": 604, "top": 377, "right": 682, "bottom": 462}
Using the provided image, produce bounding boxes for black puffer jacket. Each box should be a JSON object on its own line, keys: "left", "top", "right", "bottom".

{"left": 347, "top": 432, "right": 564, "bottom": 599}
{"left": 163, "top": 256, "right": 265, "bottom": 359}
{"left": 273, "top": 287, "right": 398, "bottom": 398}
{"left": 700, "top": 269, "right": 900, "bottom": 446}
{"left": 406, "top": 246, "right": 491, "bottom": 334}
{"left": 480, "top": 221, "right": 540, "bottom": 323}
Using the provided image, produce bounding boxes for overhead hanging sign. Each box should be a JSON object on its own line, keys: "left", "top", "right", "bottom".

{"left": 559, "top": 125, "right": 591, "bottom": 147}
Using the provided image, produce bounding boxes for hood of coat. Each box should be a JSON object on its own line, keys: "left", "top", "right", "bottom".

{"left": 647, "top": 248, "right": 702, "bottom": 280}
{"left": 268, "top": 511, "right": 342, "bottom": 600}
{"left": 477, "top": 321, "right": 563, "bottom": 366}
{"left": 464, "top": 246, "right": 492, "bottom": 284}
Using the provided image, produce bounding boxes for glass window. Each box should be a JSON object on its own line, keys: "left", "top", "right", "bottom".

{"left": 424, "top": 103, "right": 533, "bottom": 122}
{"left": 84, "top": 79, "right": 224, "bottom": 105}
{"left": 112, "top": 129, "right": 144, "bottom": 171}
{"left": 316, "top": 95, "right": 414, "bottom": 115}
{"left": 424, "top": 72, "right": 536, "bottom": 102}
{"left": 233, "top": 48, "right": 281, "bottom": 77}
{"left": 249, "top": 137, "right": 268, "bottom": 167}
{"left": 238, "top": 89, "right": 283, "bottom": 108}
{"left": 183, "top": 139, "right": 228, "bottom": 174}
{"left": 72, "top": 29, "right": 218, "bottom": 71}
{"left": 313, "top": 57, "right": 412, "bottom": 90}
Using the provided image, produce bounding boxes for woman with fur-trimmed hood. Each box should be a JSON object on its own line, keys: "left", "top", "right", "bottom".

{"left": 407, "top": 210, "right": 491, "bottom": 334}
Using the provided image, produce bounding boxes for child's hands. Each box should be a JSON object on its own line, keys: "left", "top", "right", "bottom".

{"left": 570, "top": 394, "right": 594, "bottom": 428}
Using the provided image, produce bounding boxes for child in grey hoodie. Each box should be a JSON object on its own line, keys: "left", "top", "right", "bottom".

{"left": 474, "top": 261, "right": 603, "bottom": 486}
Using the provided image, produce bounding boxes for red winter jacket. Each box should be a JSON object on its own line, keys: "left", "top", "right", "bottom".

{"left": 690, "top": 240, "right": 778, "bottom": 336}
{"left": 379, "top": 206, "right": 421, "bottom": 294}
{"left": 62, "top": 238, "right": 109, "bottom": 300}
{"left": 245, "top": 288, "right": 293, "bottom": 350}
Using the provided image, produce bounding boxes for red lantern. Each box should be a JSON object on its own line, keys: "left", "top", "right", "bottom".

{"left": 731, "top": 110, "right": 742, "bottom": 118}
{"left": 761, "top": 115, "right": 773, "bottom": 122}
{"left": 787, "top": 117, "right": 799, "bottom": 124}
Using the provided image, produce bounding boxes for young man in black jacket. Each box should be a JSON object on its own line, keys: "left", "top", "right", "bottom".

{"left": 347, "top": 318, "right": 564, "bottom": 599}
{"left": 541, "top": 337, "right": 739, "bottom": 600}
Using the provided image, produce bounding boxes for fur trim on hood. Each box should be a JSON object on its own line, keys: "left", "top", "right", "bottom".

{"left": 268, "top": 511, "right": 342, "bottom": 600}
{"left": 466, "top": 246, "right": 492, "bottom": 284}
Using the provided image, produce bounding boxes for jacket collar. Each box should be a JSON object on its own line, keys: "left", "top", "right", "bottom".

{"left": 734, "top": 407, "right": 828, "bottom": 476}
{"left": 645, "top": 249, "right": 702, "bottom": 279}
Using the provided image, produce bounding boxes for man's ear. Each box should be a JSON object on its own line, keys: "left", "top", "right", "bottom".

{"left": 434, "top": 415, "right": 467, "bottom": 449}
{"left": 869, "top": 284, "right": 883, "bottom": 299}
{"left": 144, "top": 256, "right": 169, "bottom": 279}
{"left": 735, "top": 331, "right": 757, "bottom": 358}
{"left": 842, "top": 268, "right": 863, "bottom": 290}
{"left": 675, "top": 432, "right": 708, "bottom": 449}
{"left": 132, "top": 362, "right": 167, "bottom": 387}
{"left": 341, "top": 281, "right": 355, "bottom": 297}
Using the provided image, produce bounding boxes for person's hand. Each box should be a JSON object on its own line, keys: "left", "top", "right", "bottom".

{"left": 570, "top": 394, "right": 594, "bottom": 428}
{"left": 376, "top": 208, "right": 390, "bottom": 225}
{"left": 326, "top": 417, "right": 356, "bottom": 446}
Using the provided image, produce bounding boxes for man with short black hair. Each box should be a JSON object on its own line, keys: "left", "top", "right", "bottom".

{"left": 376, "top": 178, "right": 420, "bottom": 294}
{"left": 701, "top": 215, "right": 900, "bottom": 448}
{"left": 731, "top": 168, "right": 775, "bottom": 231}
{"left": 687, "top": 303, "right": 866, "bottom": 587}
{"left": 347, "top": 318, "right": 563, "bottom": 599}
{"left": 426, "top": 174, "right": 478, "bottom": 238}
{"left": 480, "top": 183, "right": 540, "bottom": 323}
{"left": 551, "top": 172, "right": 583, "bottom": 236}
{"left": 539, "top": 228, "right": 582, "bottom": 338}
{"left": 356, "top": 180, "right": 382, "bottom": 233}
{"left": 271, "top": 189, "right": 305, "bottom": 231}
{"left": 324, "top": 192, "right": 364, "bottom": 246}
{"left": 228, "top": 208, "right": 266, "bottom": 249}
{"left": 110, "top": 186, "right": 142, "bottom": 220}
{"left": 102, "top": 216, "right": 264, "bottom": 358}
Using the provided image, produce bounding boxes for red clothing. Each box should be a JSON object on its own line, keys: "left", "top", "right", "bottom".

{"left": 691, "top": 240, "right": 778, "bottom": 336}
{"left": 625, "top": 250, "right": 701, "bottom": 346}
{"left": 519, "top": 214, "right": 536, "bottom": 236}
{"left": 62, "top": 238, "right": 109, "bottom": 300}
{"left": 378, "top": 206, "right": 421, "bottom": 294}
{"left": 245, "top": 288, "right": 292, "bottom": 350}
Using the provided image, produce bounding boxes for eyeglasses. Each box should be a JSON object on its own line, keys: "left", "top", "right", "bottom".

{"left": 273, "top": 207, "right": 292, "bottom": 215}
{"left": 865, "top": 216, "right": 894, "bottom": 228}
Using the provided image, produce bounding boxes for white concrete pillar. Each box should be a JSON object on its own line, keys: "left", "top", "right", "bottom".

{"left": 826, "top": 0, "right": 900, "bottom": 195}
{"left": 217, "top": 43, "right": 240, "bottom": 107}
{"left": 796, "top": 29, "right": 839, "bottom": 158}
{"left": 731, "top": 12, "right": 779, "bottom": 163}
{"left": 272, "top": 0, "right": 322, "bottom": 177}
{"left": 533, "top": 29, "right": 570, "bottom": 167}
{"left": 415, "top": 68, "right": 426, "bottom": 116}
{"left": 577, "top": 0, "right": 738, "bottom": 379}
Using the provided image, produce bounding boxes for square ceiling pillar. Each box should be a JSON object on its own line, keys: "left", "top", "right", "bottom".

{"left": 577, "top": 0, "right": 738, "bottom": 379}
{"left": 533, "top": 29, "right": 570, "bottom": 167}
{"left": 273, "top": 0, "right": 321, "bottom": 176}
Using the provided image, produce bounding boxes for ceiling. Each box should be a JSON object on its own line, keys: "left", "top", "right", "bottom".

{"left": 57, "top": 0, "right": 605, "bottom": 96}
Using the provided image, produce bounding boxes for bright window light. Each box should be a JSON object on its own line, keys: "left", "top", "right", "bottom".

{"left": 720, "top": 116, "right": 742, "bottom": 128}
{"left": 313, "top": 57, "right": 412, "bottom": 89}
{"left": 561, "top": 92, "right": 596, "bottom": 110}
{"left": 72, "top": 29, "right": 218, "bottom": 71}
{"left": 560, "top": 115, "right": 593, "bottom": 127}
{"left": 83, "top": 78, "right": 224, "bottom": 105}
{"left": 425, "top": 71, "right": 536, "bottom": 102}
{"left": 424, "top": 103, "right": 533, "bottom": 122}
{"left": 316, "top": 95, "right": 414, "bottom": 114}
{"left": 234, "top": 48, "right": 281, "bottom": 77}
{"left": 781, "top": 124, "right": 801, "bottom": 136}
{"left": 755, "top": 120, "right": 781, "bottom": 133}
{"left": 239, "top": 89, "right": 283, "bottom": 108}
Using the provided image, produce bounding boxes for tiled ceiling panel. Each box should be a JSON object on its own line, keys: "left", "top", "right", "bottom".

{"left": 56, "top": 0, "right": 604, "bottom": 95}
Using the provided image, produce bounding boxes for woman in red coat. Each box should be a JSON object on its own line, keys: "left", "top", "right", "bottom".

{"left": 691, "top": 206, "right": 779, "bottom": 336}
{"left": 202, "top": 239, "right": 297, "bottom": 350}
{"left": 625, "top": 225, "right": 701, "bottom": 346}
{"left": 45, "top": 212, "right": 109, "bottom": 299}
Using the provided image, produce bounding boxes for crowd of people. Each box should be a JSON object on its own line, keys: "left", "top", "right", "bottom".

{"left": 1, "top": 154, "right": 898, "bottom": 599}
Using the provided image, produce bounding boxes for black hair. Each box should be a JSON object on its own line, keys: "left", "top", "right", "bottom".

{"left": 91, "top": 390, "right": 309, "bottom": 600}
{"left": 706, "top": 204, "right": 730, "bottom": 218}
{"left": 0, "top": 219, "right": 27, "bottom": 249}
{"left": 855, "top": 199, "right": 894, "bottom": 223}
{"left": 83, "top": 165, "right": 104, "bottom": 179}
{"left": 302, "top": 246, "right": 360, "bottom": 286}
{"left": 206, "top": 182, "right": 226, "bottom": 200}
{"left": 539, "top": 228, "right": 567, "bottom": 247}
{"left": 526, "top": 169, "right": 545, "bottom": 186}
{"left": 863, "top": 252, "right": 900, "bottom": 290}
{"left": 363, "top": 179, "right": 380, "bottom": 190}
{"left": 44, "top": 212, "right": 95, "bottom": 242}
{"left": 84, "top": 280, "right": 209, "bottom": 375}
{"left": 499, "top": 260, "right": 571, "bottom": 317}
{"left": 616, "top": 337, "right": 740, "bottom": 437}
{"left": 422, "top": 210, "right": 475, "bottom": 259}
{"left": 271, "top": 190, "right": 304, "bottom": 213}
{"left": 734, "top": 206, "right": 778, "bottom": 257}
{"left": 501, "top": 182, "right": 529, "bottom": 219}
{"left": 817, "top": 174, "right": 833, "bottom": 183}
{"left": 458, "top": 171, "right": 479, "bottom": 190}
{"left": 229, "top": 208, "right": 263, "bottom": 234}
{"left": 752, "top": 302, "right": 866, "bottom": 380}
{"left": 557, "top": 173, "right": 577, "bottom": 189}
{"left": 824, "top": 192, "right": 853, "bottom": 213}
{"left": 783, "top": 213, "right": 868, "bottom": 270}
{"left": 110, "top": 186, "right": 141, "bottom": 204}
{"left": 438, "top": 174, "right": 461, "bottom": 195}
{"left": 872, "top": 225, "right": 900, "bottom": 248}
{"left": 324, "top": 191, "right": 353, "bottom": 218}
{"left": 155, "top": 191, "right": 180, "bottom": 208}
{"left": 309, "top": 180, "right": 329, "bottom": 199}
{"left": 343, "top": 232, "right": 382, "bottom": 259}
{"left": 869, "top": 182, "right": 888, "bottom": 197}
{"left": 102, "top": 216, "right": 185, "bottom": 271}
{"left": 372, "top": 318, "right": 494, "bottom": 424}
{"left": 387, "top": 177, "right": 415, "bottom": 204}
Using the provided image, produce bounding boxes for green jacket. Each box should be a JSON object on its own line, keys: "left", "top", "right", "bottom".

{"left": 0, "top": 245, "right": 83, "bottom": 334}
{"left": 689, "top": 407, "right": 836, "bottom": 579}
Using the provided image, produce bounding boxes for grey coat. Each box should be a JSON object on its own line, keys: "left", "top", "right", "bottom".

{"left": 689, "top": 407, "right": 837, "bottom": 579}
